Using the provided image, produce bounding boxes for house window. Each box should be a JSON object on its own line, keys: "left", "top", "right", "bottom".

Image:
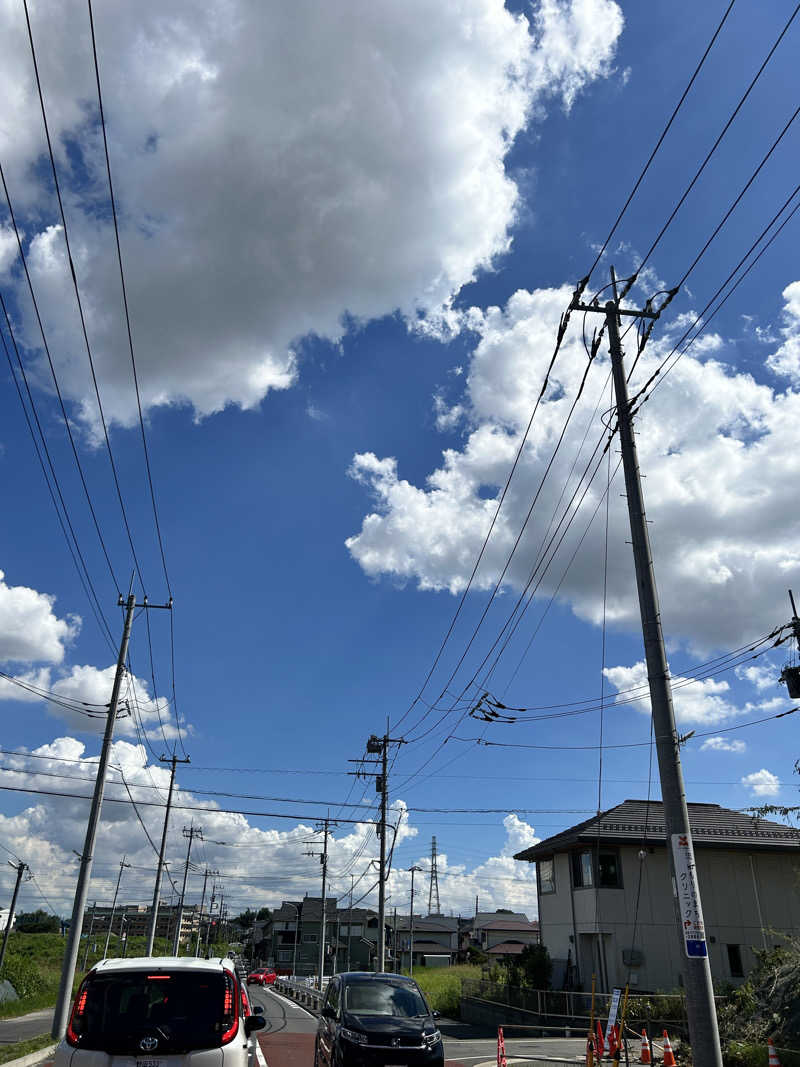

{"left": 302, "top": 933, "right": 318, "bottom": 943}
{"left": 277, "top": 949, "right": 291, "bottom": 962}
{"left": 571, "top": 848, "right": 622, "bottom": 888}
{"left": 727, "top": 944, "right": 744, "bottom": 978}
{"left": 538, "top": 858, "right": 555, "bottom": 894}
{"left": 598, "top": 850, "right": 622, "bottom": 888}
{"left": 572, "top": 850, "right": 594, "bottom": 888}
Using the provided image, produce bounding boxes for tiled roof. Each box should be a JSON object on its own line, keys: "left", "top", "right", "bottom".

{"left": 487, "top": 941, "right": 527, "bottom": 955}
{"left": 473, "top": 911, "right": 530, "bottom": 925}
{"left": 479, "top": 919, "right": 538, "bottom": 931}
{"left": 514, "top": 800, "right": 800, "bottom": 861}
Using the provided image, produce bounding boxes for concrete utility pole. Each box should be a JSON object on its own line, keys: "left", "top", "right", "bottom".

{"left": 376, "top": 738, "right": 388, "bottom": 972}
{"left": 52, "top": 592, "right": 137, "bottom": 1041}
{"left": 173, "top": 824, "right": 203, "bottom": 955}
{"left": 104, "top": 856, "right": 130, "bottom": 957}
{"left": 408, "top": 866, "right": 422, "bottom": 976}
{"left": 81, "top": 901, "right": 97, "bottom": 971}
{"left": 346, "top": 883, "right": 353, "bottom": 973}
{"left": 203, "top": 883, "right": 217, "bottom": 955}
{"left": 305, "top": 820, "right": 332, "bottom": 990}
{"left": 145, "top": 751, "right": 190, "bottom": 956}
{"left": 577, "top": 269, "right": 722, "bottom": 1066}
{"left": 195, "top": 868, "right": 217, "bottom": 956}
{"left": 0, "top": 861, "right": 28, "bottom": 970}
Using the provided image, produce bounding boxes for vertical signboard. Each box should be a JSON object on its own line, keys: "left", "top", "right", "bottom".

{"left": 671, "top": 832, "right": 708, "bottom": 958}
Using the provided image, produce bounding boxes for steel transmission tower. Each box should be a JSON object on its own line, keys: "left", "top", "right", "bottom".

{"left": 428, "top": 837, "right": 440, "bottom": 915}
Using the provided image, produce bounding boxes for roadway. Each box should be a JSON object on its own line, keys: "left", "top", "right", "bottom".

{"left": 247, "top": 986, "right": 588, "bottom": 1067}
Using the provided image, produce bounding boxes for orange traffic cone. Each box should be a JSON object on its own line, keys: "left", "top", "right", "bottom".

{"left": 768, "top": 1040, "right": 781, "bottom": 1067}
{"left": 497, "top": 1026, "right": 507, "bottom": 1067}
{"left": 596, "top": 1021, "right": 605, "bottom": 1058}
{"left": 638, "top": 1029, "right": 651, "bottom": 1064}
{"left": 662, "top": 1030, "right": 677, "bottom": 1067}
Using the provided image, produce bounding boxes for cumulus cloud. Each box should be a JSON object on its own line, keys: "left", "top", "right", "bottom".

{"left": 603, "top": 663, "right": 738, "bottom": 726}
{"left": 0, "top": 0, "right": 623, "bottom": 430}
{"left": 347, "top": 281, "right": 800, "bottom": 653}
{"left": 741, "top": 768, "right": 780, "bottom": 797}
{"left": 0, "top": 570, "right": 79, "bottom": 664}
{"left": 0, "top": 735, "right": 540, "bottom": 917}
{"left": 767, "top": 281, "right": 800, "bottom": 382}
{"left": 700, "top": 736, "right": 746, "bottom": 753}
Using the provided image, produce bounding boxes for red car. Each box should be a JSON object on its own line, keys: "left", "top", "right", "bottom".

{"left": 247, "top": 969, "right": 278, "bottom": 986}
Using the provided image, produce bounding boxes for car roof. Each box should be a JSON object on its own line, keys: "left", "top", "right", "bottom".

{"left": 91, "top": 956, "right": 233, "bottom": 974}
{"left": 338, "top": 972, "right": 417, "bottom": 983}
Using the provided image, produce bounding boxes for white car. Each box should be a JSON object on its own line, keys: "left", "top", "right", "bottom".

{"left": 54, "top": 956, "right": 265, "bottom": 1067}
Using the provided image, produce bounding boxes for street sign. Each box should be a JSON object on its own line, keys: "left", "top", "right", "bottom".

{"left": 605, "top": 988, "right": 622, "bottom": 1046}
{"left": 671, "top": 832, "right": 708, "bottom": 958}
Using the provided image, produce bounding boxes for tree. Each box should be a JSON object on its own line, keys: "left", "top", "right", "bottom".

{"left": 14, "top": 910, "right": 60, "bottom": 933}
{"left": 508, "top": 944, "right": 552, "bottom": 990}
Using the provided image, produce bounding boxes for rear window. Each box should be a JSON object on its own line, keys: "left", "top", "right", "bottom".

{"left": 344, "top": 980, "right": 428, "bottom": 1017}
{"left": 70, "top": 970, "right": 232, "bottom": 1053}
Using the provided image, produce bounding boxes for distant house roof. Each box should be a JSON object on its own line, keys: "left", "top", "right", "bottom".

{"left": 487, "top": 941, "right": 527, "bottom": 955}
{"left": 514, "top": 800, "right": 800, "bottom": 862}
{"left": 479, "top": 919, "right": 539, "bottom": 932}
{"left": 407, "top": 939, "right": 454, "bottom": 952}
{"left": 473, "top": 911, "right": 530, "bottom": 925}
{"left": 396, "top": 915, "right": 459, "bottom": 932}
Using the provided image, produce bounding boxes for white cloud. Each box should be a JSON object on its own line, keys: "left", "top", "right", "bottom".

{"left": 735, "top": 664, "right": 779, "bottom": 692}
{"left": 0, "top": 0, "right": 623, "bottom": 430}
{"left": 0, "top": 570, "right": 80, "bottom": 664}
{"left": 741, "top": 768, "right": 780, "bottom": 797}
{"left": 347, "top": 281, "right": 800, "bottom": 653}
{"left": 767, "top": 281, "right": 800, "bottom": 381}
{"left": 700, "top": 736, "right": 746, "bottom": 753}
{"left": 0, "top": 735, "right": 540, "bottom": 917}
{"left": 604, "top": 662, "right": 737, "bottom": 726}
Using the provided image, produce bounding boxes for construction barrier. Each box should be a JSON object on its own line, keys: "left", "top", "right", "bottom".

{"left": 497, "top": 1026, "right": 507, "bottom": 1067}
{"left": 662, "top": 1030, "right": 677, "bottom": 1067}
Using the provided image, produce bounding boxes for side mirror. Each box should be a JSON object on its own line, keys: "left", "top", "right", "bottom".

{"left": 322, "top": 1005, "right": 337, "bottom": 1020}
{"left": 245, "top": 1016, "right": 266, "bottom": 1036}
{"left": 253, "top": 1004, "right": 265, "bottom": 1016}
{"left": 433, "top": 1011, "right": 441, "bottom": 1019}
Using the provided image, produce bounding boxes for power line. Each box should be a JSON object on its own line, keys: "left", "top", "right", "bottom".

{"left": 585, "top": 0, "right": 738, "bottom": 282}
{"left": 22, "top": 0, "right": 147, "bottom": 592}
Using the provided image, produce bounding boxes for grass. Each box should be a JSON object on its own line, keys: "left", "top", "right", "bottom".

{"left": 0, "top": 1033, "right": 55, "bottom": 1065}
{"left": 0, "top": 932, "right": 233, "bottom": 1020}
{"left": 407, "top": 965, "right": 483, "bottom": 1019}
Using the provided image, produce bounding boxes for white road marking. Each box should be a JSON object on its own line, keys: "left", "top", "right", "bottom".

{"left": 255, "top": 1042, "right": 269, "bottom": 1067}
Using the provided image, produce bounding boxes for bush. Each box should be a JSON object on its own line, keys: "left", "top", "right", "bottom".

{"left": 0, "top": 954, "right": 47, "bottom": 1001}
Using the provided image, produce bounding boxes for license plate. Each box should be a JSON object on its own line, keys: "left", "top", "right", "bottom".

{"left": 136, "top": 1059, "right": 164, "bottom": 1067}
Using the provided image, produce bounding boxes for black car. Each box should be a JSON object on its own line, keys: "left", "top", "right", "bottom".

{"left": 315, "top": 973, "right": 443, "bottom": 1067}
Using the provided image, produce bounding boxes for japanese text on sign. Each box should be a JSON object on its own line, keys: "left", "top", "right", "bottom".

{"left": 671, "top": 832, "right": 708, "bottom": 959}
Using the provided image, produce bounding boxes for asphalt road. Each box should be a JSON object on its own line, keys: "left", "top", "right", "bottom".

{"left": 247, "top": 987, "right": 589, "bottom": 1067}
{"left": 0, "top": 1008, "right": 54, "bottom": 1045}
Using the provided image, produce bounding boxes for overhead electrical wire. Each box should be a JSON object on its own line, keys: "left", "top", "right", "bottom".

{"left": 585, "top": 0, "right": 738, "bottom": 284}
{"left": 0, "top": 297, "right": 117, "bottom": 654}
{"left": 22, "top": 0, "right": 147, "bottom": 593}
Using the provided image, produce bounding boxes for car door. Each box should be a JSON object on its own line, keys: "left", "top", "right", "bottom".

{"left": 317, "top": 977, "right": 340, "bottom": 1067}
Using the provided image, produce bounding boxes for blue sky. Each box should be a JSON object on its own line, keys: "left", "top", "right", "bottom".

{"left": 0, "top": 0, "right": 799, "bottom": 919}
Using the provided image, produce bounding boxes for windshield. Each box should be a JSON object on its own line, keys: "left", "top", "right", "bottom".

{"left": 344, "top": 980, "right": 428, "bottom": 1017}
{"left": 72, "top": 971, "right": 229, "bottom": 1053}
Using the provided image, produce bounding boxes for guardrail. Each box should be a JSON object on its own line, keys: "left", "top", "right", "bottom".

{"left": 274, "top": 976, "right": 324, "bottom": 1012}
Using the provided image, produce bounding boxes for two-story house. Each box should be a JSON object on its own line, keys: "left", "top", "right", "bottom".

{"left": 468, "top": 911, "right": 540, "bottom": 963}
{"left": 514, "top": 799, "right": 800, "bottom": 992}
{"left": 394, "top": 914, "right": 459, "bottom": 969}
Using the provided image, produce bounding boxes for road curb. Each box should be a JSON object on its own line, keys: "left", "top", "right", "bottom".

{"left": 0, "top": 1042, "right": 58, "bottom": 1067}
{"left": 267, "top": 987, "right": 318, "bottom": 1019}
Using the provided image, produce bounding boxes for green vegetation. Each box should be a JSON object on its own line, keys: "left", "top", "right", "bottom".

{"left": 13, "top": 913, "right": 59, "bottom": 935}
{"left": 407, "top": 964, "right": 483, "bottom": 1019}
{"left": 0, "top": 931, "right": 233, "bottom": 1020}
{"left": 0, "top": 1033, "right": 55, "bottom": 1065}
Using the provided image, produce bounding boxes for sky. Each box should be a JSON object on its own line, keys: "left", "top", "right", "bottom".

{"left": 0, "top": 0, "right": 799, "bottom": 926}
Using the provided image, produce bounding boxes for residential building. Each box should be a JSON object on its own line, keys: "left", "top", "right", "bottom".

{"left": 514, "top": 799, "right": 800, "bottom": 992}
{"left": 464, "top": 911, "right": 540, "bottom": 963}
{"left": 80, "top": 903, "right": 210, "bottom": 946}
{"left": 394, "top": 914, "right": 459, "bottom": 970}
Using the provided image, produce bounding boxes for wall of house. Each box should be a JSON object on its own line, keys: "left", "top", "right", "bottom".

{"left": 537, "top": 845, "right": 800, "bottom": 993}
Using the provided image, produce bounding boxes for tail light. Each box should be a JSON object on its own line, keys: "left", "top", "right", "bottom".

{"left": 66, "top": 976, "right": 92, "bottom": 1046}
{"left": 221, "top": 970, "right": 239, "bottom": 1044}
